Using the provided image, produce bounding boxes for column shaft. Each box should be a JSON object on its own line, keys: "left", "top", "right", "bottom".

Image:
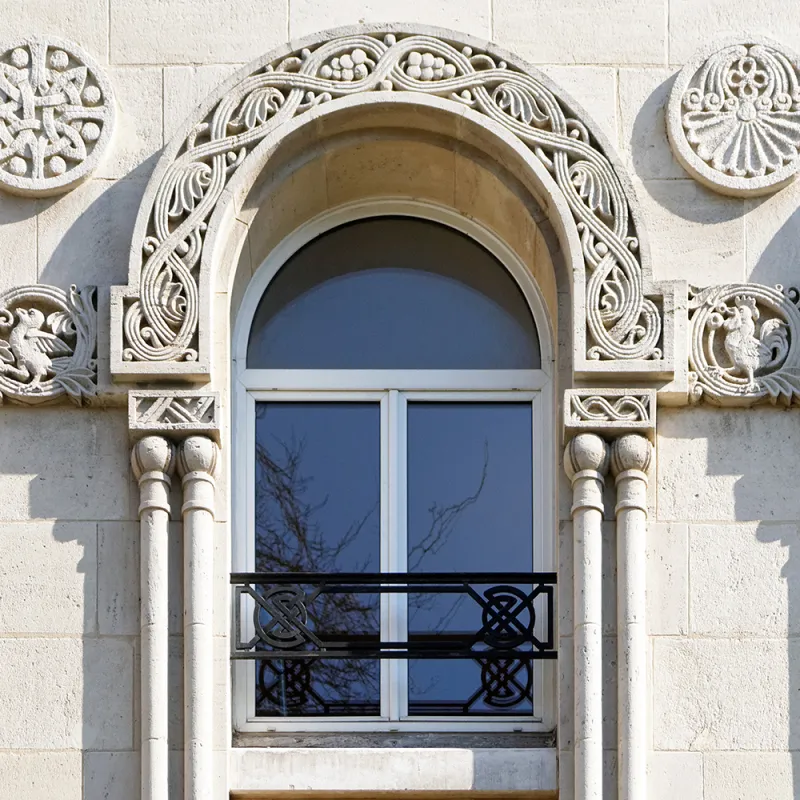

{"left": 611, "top": 435, "right": 652, "bottom": 800}
{"left": 132, "top": 436, "right": 175, "bottom": 800}
{"left": 178, "top": 436, "right": 218, "bottom": 800}
{"left": 565, "top": 434, "right": 610, "bottom": 800}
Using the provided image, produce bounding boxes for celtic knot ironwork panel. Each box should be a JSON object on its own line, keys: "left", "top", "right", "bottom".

{"left": 232, "top": 571, "right": 556, "bottom": 660}
{"left": 234, "top": 572, "right": 556, "bottom": 717}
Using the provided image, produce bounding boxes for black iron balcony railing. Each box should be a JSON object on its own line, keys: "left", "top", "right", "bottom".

{"left": 231, "top": 571, "right": 557, "bottom": 661}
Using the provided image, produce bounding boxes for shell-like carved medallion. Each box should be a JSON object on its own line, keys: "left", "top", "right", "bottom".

{"left": 668, "top": 37, "right": 800, "bottom": 197}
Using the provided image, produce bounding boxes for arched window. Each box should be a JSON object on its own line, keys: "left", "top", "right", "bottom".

{"left": 233, "top": 209, "right": 555, "bottom": 733}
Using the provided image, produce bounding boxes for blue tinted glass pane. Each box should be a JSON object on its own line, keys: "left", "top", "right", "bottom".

{"left": 406, "top": 402, "right": 534, "bottom": 716}
{"left": 247, "top": 218, "right": 540, "bottom": 369}
{"left": 254, "top": 402, "right": 381, "bottom": 716}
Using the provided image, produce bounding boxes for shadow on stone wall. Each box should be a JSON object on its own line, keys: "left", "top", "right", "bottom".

{"left": 0, "top": 404, "right": 186, "bottom": 798}
{"left": 703, "top": 407, "right": 800, "bottom": 796}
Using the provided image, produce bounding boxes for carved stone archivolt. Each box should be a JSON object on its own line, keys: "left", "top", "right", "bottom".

{"left": 689, "top": 283, "right": 800, "bottom": 406}
{"left": 0, "top": 284, "right": 96, "bottom": 404}
{"left": 0, "top": 36, "right": 114, "bottom": 196}
{"left": 668, "top": 36, "right": 800, "bottom": 197}
{"left": 112, "top": 26, "right": 666, "bottom": 380}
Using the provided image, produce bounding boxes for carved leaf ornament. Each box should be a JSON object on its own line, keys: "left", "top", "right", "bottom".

{"left": 121, "top": 31, "right": 662, "bottom": 367}
{"left": 0, "top": 284, "right": 97, "bottom": 405}
{"left": 689, "top": 283, "right": 800, "bottom": 405}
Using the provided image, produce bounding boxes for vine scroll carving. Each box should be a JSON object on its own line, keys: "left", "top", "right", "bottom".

{"left": 112, "top": 28, "right": 667, "bottom": 381}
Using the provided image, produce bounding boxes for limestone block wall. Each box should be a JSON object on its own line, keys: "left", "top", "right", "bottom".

{"left": 1, "top": 1, "right": 800, "bottom": 799}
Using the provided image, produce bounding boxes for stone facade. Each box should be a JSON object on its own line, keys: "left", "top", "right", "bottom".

{"left": 3, "top": 3, "right": 800, "bottom": 800}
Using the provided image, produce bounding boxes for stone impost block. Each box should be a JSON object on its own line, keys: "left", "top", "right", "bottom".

{"left": 563, "top": 388, "right": 656, "bottom": 443}
{"left": 129, "top": 390, "right": 220, "bottom": 443}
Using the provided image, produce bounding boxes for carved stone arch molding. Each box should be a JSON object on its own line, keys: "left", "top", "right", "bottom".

{"left": 109, "top": 24, "right": 681, "bottom": 386}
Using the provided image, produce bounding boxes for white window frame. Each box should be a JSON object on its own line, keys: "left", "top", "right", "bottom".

{"left": 232, "top": 199, "right": 556, "bottom": 733}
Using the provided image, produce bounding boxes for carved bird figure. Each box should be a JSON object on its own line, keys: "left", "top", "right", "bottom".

{"left": 722, "top": 296, "right": 789, "bottom": 388}
{"left": 0, "top": 307, "right": 72, "bottom": 388}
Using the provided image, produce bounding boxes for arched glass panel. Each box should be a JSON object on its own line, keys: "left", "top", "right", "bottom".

{"left": 247, "top": 218, "right": 541, "bottom": 370}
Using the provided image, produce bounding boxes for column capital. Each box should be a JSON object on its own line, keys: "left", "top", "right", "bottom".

{"left": 564, "top": 432, "right": 610, "bottom": 484}
{"left": 611, "top": 434, "right": 651, "bottom": 516}
{"left": 177, "top": 436, "right": 219, "bottom": 517}
{"left": 131, "top": 436, "right": 176, "bottom": 518}
{"left": 177, "top": 435, "right": 219, "bottom": 478}
{"left": 131, "top": 435, "right": 176, "bottom": 481}
{"left": 610, "top": 434, "right": 652, "bottom": 479}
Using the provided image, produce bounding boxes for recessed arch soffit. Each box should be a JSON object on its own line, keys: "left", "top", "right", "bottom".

{"left": 110, "top": 25, "right": 679, "bottom": 387}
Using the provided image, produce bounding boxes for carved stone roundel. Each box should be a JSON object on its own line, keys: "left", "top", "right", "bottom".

{"left": 668, "top": 36, "right": 800, "bottom": 197}
{"left": 0, "top": 36, "right": 115, "bottom": 196}
{"left": 0, "top": 284, "right": 97, "bottom": 405}
{"left": 689, "top": 283, "right": 800, "bottom": 406}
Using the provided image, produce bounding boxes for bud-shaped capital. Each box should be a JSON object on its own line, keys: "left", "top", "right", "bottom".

{"left": 177, "top": 435, "right": 219, "bottom": 478}
{"left": 564, "top": 433, "right": 610, "bottom": 483}
{"left": 610, "top": 434, "right": 652, "bottom": 478}
{"left": 131, "top": 435, "right": 176, "bottom": 481}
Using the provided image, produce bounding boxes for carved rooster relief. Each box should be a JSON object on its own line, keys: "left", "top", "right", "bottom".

{"left": 0, "top": 307, "right": 73, "bottom": 387}
{"left": 720, "top": 295, "right": 789, "bottom": 387}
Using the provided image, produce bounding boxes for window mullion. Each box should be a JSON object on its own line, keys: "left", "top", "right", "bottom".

{"left": 385, "top": 389, "right": 408, "bottom": 722}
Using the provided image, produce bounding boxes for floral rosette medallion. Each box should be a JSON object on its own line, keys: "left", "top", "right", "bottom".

{"left": 668, "top": 36, "right": 800, "bottom": 197}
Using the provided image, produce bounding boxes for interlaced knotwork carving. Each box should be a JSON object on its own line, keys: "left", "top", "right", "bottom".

{"left": 121, "top": 31, "right": 661, "bottom": 366}
{"left": 0, "top": 37, "right": 114, "bottom": 196}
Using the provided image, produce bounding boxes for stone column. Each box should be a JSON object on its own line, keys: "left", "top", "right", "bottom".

{"left": 611, "top": 435, "right": 652, "bottom": 800}
{"left": 132, "top": 436, "right": 176, "bottom": 800}
{"left": 177, "top": 436, "right": 219, "bottom": 800}
{"left": 564, "top": 433, "right": 610, "bottom": 800}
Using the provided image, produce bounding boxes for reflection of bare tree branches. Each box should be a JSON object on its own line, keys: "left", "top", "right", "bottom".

{"left": 255, "top": 433, "right": 380, "bottom": 709}
{"left": 407, "top": 443, "right": 489, "bottom": 651}
{"left": 255, "top": 429, "right": 490, "bottom": 711}
{"left": 408, "top": 443, "right": 489, "bottom": 570}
